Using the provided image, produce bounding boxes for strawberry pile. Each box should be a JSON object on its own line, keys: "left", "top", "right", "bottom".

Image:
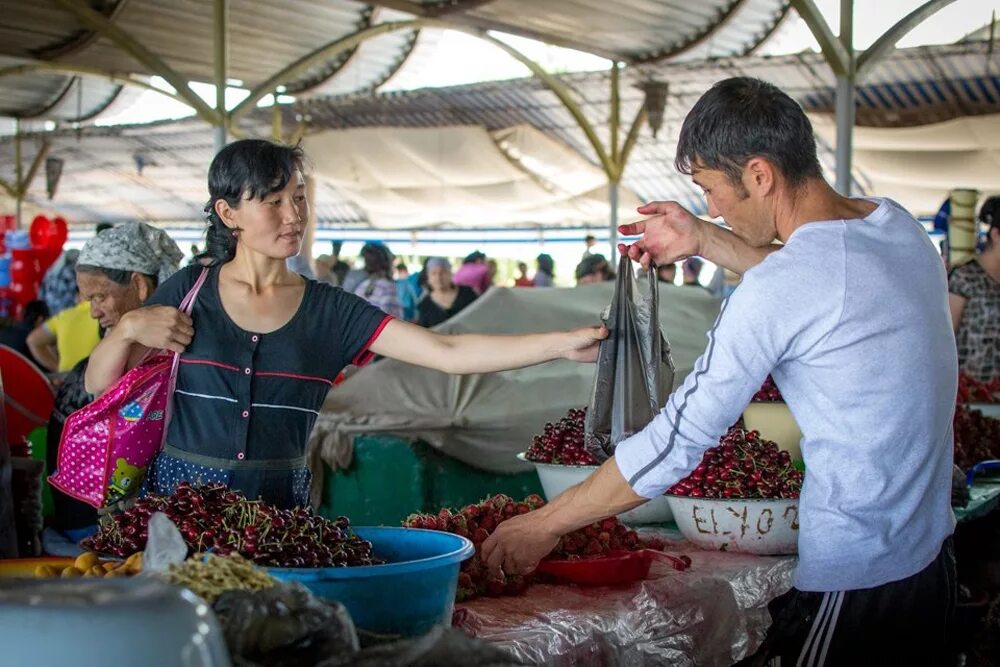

{"left": 958, "top": 372, "right": 1000, "bottom": 404}
{"left": 954, "top": 405, "right": 1000, "bottom": 471}
{"left": 404, "top": 494, "right": 652, "bottom": 601}
{"left": 82, "top": 482, "right": 379, "bottom": 568}
{"left": 667, "top": 426, "right": 803, "bottom": 500}
{"left": 524, "top": 407, "right": 599, "bottom": 465}
{"left": 751, "top": 375, "right": 784, "bottom": 402}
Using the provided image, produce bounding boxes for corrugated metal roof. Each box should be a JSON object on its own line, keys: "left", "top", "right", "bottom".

{"left": 2, "top": 41, "right": 998, "bottom": 226}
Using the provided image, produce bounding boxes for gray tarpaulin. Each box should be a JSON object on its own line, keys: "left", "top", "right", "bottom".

{"left": 308, "top": 280, "right": 721, "bottom": 506}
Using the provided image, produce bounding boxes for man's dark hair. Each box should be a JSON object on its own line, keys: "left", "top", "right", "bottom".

{"left": 675, "top": 77, "right": 823, "bottom": 189}
{"left": 24, "top": 300, "right": 49, "bottom": 325}
{"left": 95, "top": 222, "right": 114, "bottom": 234}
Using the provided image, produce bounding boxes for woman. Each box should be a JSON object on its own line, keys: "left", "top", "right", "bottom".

{"left": 533, "top": 253, "right": 555, "bottom": 287}
{"left": 353, "top": 243, "right": 403, "bottom": 319}
{"left": 417, "top": 257, "right": 478, "bottom": 328}
{"left": 85, "top": 139, "right": 604, "bottom": 509}
{"left": 949, "top": 196, "right": 1000, "bottom": 381}
{"left": 47, "top": 222, "right": 183, "bottom": 539}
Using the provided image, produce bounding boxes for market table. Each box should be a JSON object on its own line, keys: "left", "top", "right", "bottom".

{"left": 454, "top": 530, "right": 795, "bottom": 667}
{"left": 955, "top": 482, "right": 1000, "bottom": 523}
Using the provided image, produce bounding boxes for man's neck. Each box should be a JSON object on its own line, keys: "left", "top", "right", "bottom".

{"left": 774, "top": 179, "right": 877, "bottom": 243}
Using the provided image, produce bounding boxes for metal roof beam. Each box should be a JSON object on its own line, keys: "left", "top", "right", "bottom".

{"left": 50, "top": 0, "right": 220, "bottom": 126}
{"left": 230, "top": 20, "right": 426, "bottom": 122}
{"left": 790, "top": 0, "right": 851, "bottom": 75}
{"left": 856, "top": 0, "right": 960, "bottom": 78}
{"left": 0, "top": 62, "right": 194, "bottom": 110}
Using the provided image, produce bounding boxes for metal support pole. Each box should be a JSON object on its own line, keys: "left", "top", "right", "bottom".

{"left": 213, "top": 0, "right": 228, "bottom": 154}
{"left": 14, "top": 119, "right": 22, "bottom": 230}
{"left": 609, "top": 180, "right": 619, "bottom": 264}
{"left": 834, "top": 0, "right": 855, "bottom": 195}
{"left": 272, "top": 98, "right": 283, "bottom": 142}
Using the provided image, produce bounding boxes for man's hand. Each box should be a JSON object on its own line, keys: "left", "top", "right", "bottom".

{"left": 481, "top": 510, "right": 561, "bottom": 576}
{"left": 119, "top": 306, "right": 194, "bottom": 354}
{"left": 559, "top": 324, "right": 608, "bottom": 363}
{"left": 618, "top": 201, "right": 708, "bottom": 270}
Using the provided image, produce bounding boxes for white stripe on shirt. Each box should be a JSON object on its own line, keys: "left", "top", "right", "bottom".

{"left": 251, "top": 402, "right": 320, "bottom": 416}
{"left": 175, "top": 389, "right": 237, "bottom": 403}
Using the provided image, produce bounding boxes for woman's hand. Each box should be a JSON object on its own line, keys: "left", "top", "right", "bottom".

{"left": 617, "top": 201, "right": 708, "bottom": 270}
{"left": 559, "top": 324, "right": 608, "bottom": 362}
{"left": 119, "top": 306, "right": 194, "bottom": 354}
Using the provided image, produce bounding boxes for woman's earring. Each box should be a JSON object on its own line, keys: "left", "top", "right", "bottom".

{"left": 231, "top": 229, "right": 239, "bottom": 239}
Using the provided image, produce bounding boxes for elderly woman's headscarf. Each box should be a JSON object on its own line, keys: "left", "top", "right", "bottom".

{"left": 78, "top": 221, "right": 183, "bottom": 283}
{"left": 425, "top": 257, "right": 450, "bottom": 272}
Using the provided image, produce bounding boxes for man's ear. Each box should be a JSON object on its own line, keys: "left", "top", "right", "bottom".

{"left": 744, "top": 157, "right": 777, "bottom": 196}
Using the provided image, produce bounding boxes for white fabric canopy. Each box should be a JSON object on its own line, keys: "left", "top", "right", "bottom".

{"left": 304, "top": 124, "right": 641, "bottom": 229}
{"left": 810, "top": 113, "right": 1000, "bottom": 215}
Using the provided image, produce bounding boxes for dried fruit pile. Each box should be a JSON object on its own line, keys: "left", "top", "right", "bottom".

{"left": 667, "top": 426, "right": 803, "bottom": 499}
{"left": 751, "top": 375, "right": 784, "bottom": 402}
{"left": 34, "top": 552, "right": 143, "bottom": 580}
{"left": 82, "top": 482, "right": 380, "bottom": 568}
{"left": 524, "top": 407, "right": 598, "bottom": 465}
{"left": 958, "top": 372, "right": 1000, "bottom": 404}
{"left": 404, "top": 494, "right": 652, "bottom": 601}
{"left": 954, "top": 405, "right": 1000, "bottom": 471}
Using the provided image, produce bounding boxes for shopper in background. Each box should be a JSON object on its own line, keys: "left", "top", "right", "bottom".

{"left": 533, "top": 253, "right": 555, "bottom": 287}
{"left": 45, "top": 221, "right": 183, "bottom": 544}
{"left": 949, "top": 195, "right": 1000, "bottom": 381}
{"left": 514, "top": 261, "right": 533, "bottom": 287}
{"left": 330, "top": 241, "right": 351, "bottom": 287}
{"left": 418, "top": 257, "right": 478, "bottom": 328}
{"left": 38, "top": 248, "right": 81, "bottom": 316}
{"left": 453, "top": 251, "right": 491, "bottom": 295}
{"left": 395, "top": 261, "right": 421, "bottom": 322}
{"left": 0, "top": 300, "right": 50, "bottom": 370}
{"left": 314, "top": 254, "right": 338, "bottom": 286}
{"left": 575, "top": 254, "right": 614, "bottom": 285}
{"left": 582, "top": 233, "right": 597, "bottom": 259}
{"left": 26, "top": 296, "right": 100, "bottom": 373}
{"left": 681, "top": 256, "right": 708, "bottom": 290}
{"left": 353, "top": 242, "right": 403, "bottom": 319}
{"left": 656, "top": 262, "right": 677, "bottom": 284}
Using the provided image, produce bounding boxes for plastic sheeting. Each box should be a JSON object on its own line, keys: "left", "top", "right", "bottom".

{"left": 308, "top": 281, "right": 721, "bottom": 505}
{"left": 453, "top": 532, "right": 795, "bottom": 666}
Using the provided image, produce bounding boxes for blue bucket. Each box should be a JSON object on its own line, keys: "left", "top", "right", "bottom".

{"left": 269, "top": 526, "right": 474, "bottom": 638}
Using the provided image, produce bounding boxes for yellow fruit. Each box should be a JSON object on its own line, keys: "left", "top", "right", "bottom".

{"left": 102, "top": 562, "right": 117, "bottom": 572}
{"left": 74, "top": 553, "right": 99, "bottom": 572}
{"left": 33, "top": 565, "right": 57, "bottom": 578}
{"left": 60, "top": 567, "right": 83, "bottom": 578}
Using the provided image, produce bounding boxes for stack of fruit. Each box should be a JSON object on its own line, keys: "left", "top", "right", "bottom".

{"left": 954, "top": 405, "right": 1000, "bottom": 471}
{"left": 404, "top": 494, "right": 657, "bottom": 601}
{"left": 957, "top": 372, "right": 1000, "bottom": 404}
{"left": 667, "top": 426, "right": 804, "bottom": 500}
{"left": 82, "top": 482, "right": 380, "bottom": 568}
{"left": 751, "top": 376, "right": 784, "bottom": 402}
{"left": 524, "top": 407, "right": 598, "bottom": 465}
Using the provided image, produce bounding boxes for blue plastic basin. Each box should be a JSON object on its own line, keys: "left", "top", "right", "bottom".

{"left": 269, "top": 526, "right": 474, "bottom": 637}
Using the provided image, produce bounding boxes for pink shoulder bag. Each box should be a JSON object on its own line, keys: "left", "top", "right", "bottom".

{"left": 49, "top": 268, "right": 209, "bottom": 508}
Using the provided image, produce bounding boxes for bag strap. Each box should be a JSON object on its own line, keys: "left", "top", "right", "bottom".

{"left": 166, "top": 266, "right": 210, "bottom": 413}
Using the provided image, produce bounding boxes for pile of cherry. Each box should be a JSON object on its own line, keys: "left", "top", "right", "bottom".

{"left": 524, "top": 407, "right": 599, "bottom": 465}
{"left": 667, "top": 426, "right": 803, "bottom": 500}
{"left": 404, "top": 494, "right": 676, "bottom": 601}
{"left": 82, "top": 482, "right": 380, "bottom": 568}
{"left": 958, "top": 372, "right": 1000, "bottom": 404}
{"left": 954, "top": 405, "right": 1000, "bottom": 471}
{"left": 751, "top": 375, "right": 784, "bottom": 402}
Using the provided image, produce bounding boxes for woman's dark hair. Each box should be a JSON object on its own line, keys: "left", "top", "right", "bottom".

{"left": 204, "top": 139, "right": 305, "bottom": 263}
{"left": 360, "top": 243, "right": 392, "bottom": 277}
{"left": 75, "top": 265, "right": 158, "bottom": 290}
{"left": 536, "top": 253, "right": 554, "bottom": 277}
{"left": 675, "top": 77, "right": 822, "bottom": 190}
{"left": 981, "top": 196, "right": 1000, "bottom": 249}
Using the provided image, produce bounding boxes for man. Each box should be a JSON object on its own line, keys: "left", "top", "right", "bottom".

{"left": 0, "top": 300, "right": 49, "bottom": 370}
{"left": 27, "top": 296, "right": 101, "bottom": 373}
{"left": 575, "top": 254, "right": 613, "bottom": 285}
{"left": 681, "top": 256, "right": 708, "bottom": 290}
{"left": 484, "top": 77, "right": 956, "bottom": 664}
{"left": 656, "top": 262, "right": 677, "bottom": 284}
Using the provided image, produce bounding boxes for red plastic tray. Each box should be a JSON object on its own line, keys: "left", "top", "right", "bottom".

{"left": 536, "top": 550, "right": 654, "bottom": 586}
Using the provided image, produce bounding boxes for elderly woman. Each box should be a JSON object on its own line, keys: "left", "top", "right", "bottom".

{"left": 84, "top": 139, "right": 604, "bottom": 509}
{"left": 353, "top": 242, "right": 403, "bottom": 319}
{"left": 46, "top": 222, "right": 182, "bottom": 540}
{"left": 418, "top": 257, "right": 478, "bottom": 328}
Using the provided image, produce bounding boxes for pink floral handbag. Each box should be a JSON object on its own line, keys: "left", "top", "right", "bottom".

{"left": 49, "top": 268, "right": 209, "bottom": 508}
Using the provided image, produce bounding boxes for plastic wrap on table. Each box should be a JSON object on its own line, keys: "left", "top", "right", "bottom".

{"left": 320, "top": 625, "right": 527, "bottom": 667}
{"left": 453, "top": 533, "right": 795, "bottom": 666}
{"left": 212, "top": 581, "right": 359, "bottom": 667}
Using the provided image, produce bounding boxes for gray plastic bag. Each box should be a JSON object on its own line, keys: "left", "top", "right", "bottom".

{"left": 584, "top": 255, "right": 675, "bottom": 462}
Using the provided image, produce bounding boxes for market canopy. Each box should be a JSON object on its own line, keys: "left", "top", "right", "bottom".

{"left": 305, "top": 124, "right": 642, "bottom": 228}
